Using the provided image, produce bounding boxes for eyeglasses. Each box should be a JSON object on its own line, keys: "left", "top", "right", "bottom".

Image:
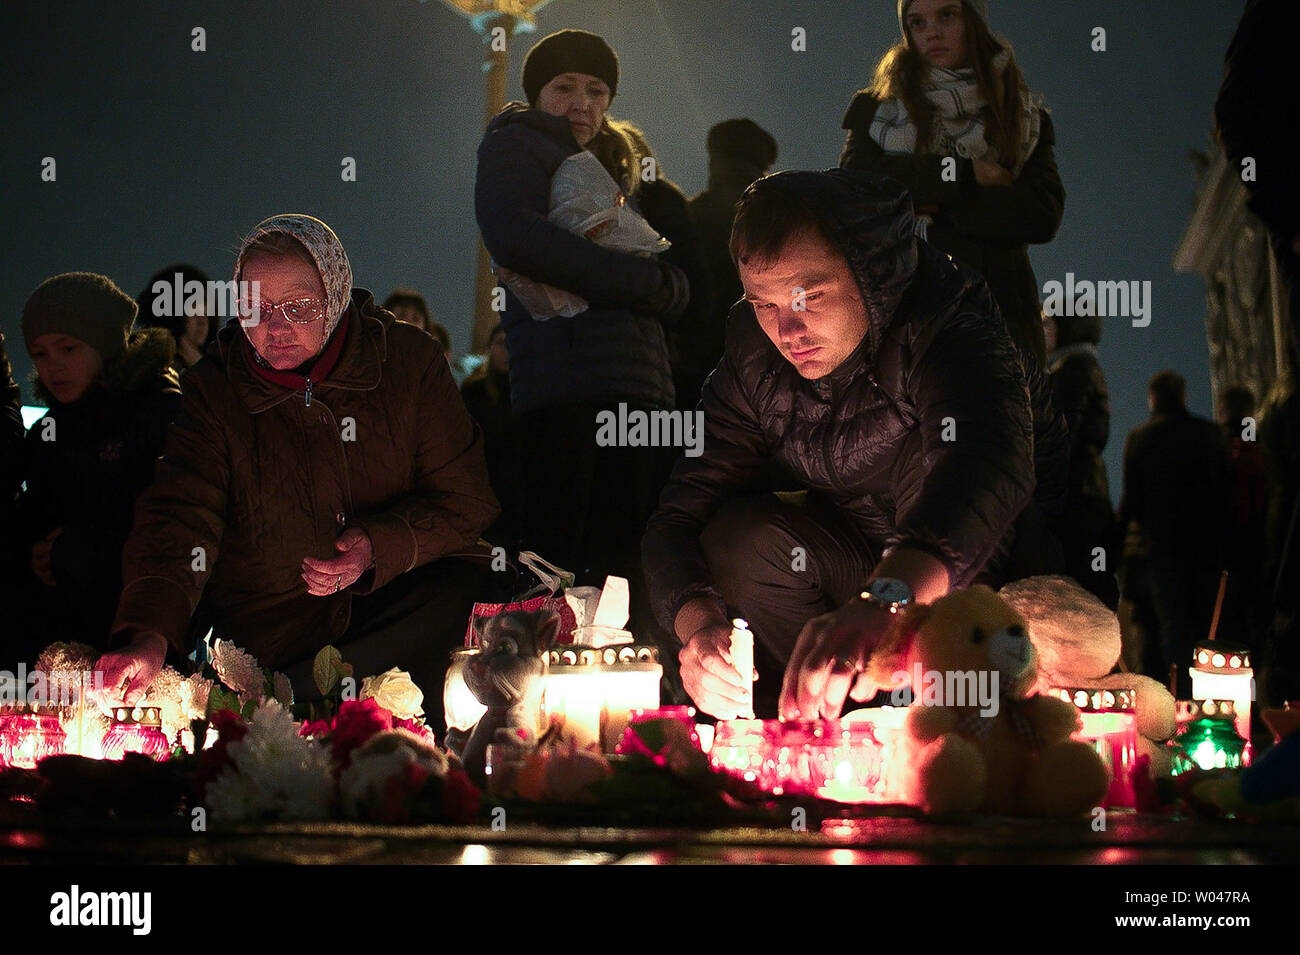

{"left": 237, "top": 295, "right": 327, "bottom": 325}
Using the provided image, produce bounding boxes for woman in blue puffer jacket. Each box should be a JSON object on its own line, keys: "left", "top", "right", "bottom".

{"left": 474, "top": 28, "right": 689, "bottom": 597}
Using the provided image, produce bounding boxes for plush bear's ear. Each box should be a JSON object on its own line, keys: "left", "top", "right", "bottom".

{"left": 866, "top": 602, "right": 932, "bottom": 688}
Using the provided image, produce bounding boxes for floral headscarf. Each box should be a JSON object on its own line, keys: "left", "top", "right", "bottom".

{"left": 235, "top": 214, "right": 353, "bottom": 342}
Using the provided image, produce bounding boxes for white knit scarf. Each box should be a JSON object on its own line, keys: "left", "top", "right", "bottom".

{"left": 869, "top": 39, "right": 1044, "bottom": 178}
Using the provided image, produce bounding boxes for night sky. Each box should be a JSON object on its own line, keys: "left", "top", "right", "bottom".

{"left": 3, "top": 0, "right": 1246, "bottom": 503}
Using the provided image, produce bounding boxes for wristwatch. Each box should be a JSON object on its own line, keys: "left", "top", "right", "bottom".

{"left": 858, "top": 577, "right": 914, "bottom": 614}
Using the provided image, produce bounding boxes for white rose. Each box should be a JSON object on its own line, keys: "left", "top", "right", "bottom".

{"left": 359, "top": 668, "right": 425, "bottom": 720}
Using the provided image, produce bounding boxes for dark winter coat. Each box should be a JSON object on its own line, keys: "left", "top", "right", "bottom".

{"left": 10, "top": 328, "right": 181, "bottom": 641}
{"left": 687, "top": 166, "right": 759, "bottom": 406}
{"left": 1119, "top": 408, "right": 1231, "bottom": 566}
{"left": 840, "top": 93, "right": 1065, "bottom": 365}
{"left": 1, "top": 329, "right": 23, "bottom": 513}
{"left": 474, "top": 103, "right": 680, "bottom": 416}
{"left": 461, "top": 367, "right": 518, "bottom": 547}
{"left": 643, "top": 170, "right": 1067, "bottom": 632}
{"left": 636, "top": 174, "right": 713, "bottom": 410}
{"left": 111, "top": 291, "right": 499, "bottom": 669}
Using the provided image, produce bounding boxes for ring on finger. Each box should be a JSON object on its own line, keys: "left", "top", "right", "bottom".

{"left": 832, "top": 655, "right": 861, "bottom": 673}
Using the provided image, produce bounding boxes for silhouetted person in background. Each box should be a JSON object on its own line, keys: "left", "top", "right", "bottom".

{"left": 687, "top": 118, "right": 778, "bottom": 405}
{"left": 1045, "top": 309, "right": 1118, "bottom": 607}
{"left": 1217, "top": 385, "right": 1268, "bottom": 653}
{"left": 461, "top": 323, "right": 519, "bottom": 552}
{"left": 1119, "top": 370, "right": 1231, "bottom": 691}
{"left": 136, "top": 264, "right": 220, "bottom": 375}
{"left": 383, "top": 287, "right": 453, "bottom": 369}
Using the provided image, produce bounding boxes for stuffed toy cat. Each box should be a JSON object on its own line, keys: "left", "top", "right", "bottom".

{"left": 460, "top": 609, "right": 560, "bottom": 785}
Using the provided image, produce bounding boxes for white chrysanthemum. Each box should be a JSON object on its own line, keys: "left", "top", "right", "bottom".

{"left": 178, "top": 673, "right": 214, "bottom": 722}
{"left": 211, "top": 639, "right": 266, "bottom": 698}
{"left": 143, "top": 666, "right": 186, "bottom": 743}
{"left": 204, "top": 701, "right": 333, "bottom": 822}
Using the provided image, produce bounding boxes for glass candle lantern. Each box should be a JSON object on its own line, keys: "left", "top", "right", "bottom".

{"left": 0, "top": 703, "right": 67, "bottom": 769}
{"left": 710, "top": 717, "right": 893, "bottom": 802}
{"left": 841, "top": 706, "right": 908, "bottom": 802}
{"left": 1168, "top": 699, "right": 1249, "bottom": 775}
{"left": 100, "top": 706, "right": 171, "bottom": 761}
{"left": 1189, "top": 643, "right": 1253, "bottom": 743}
{"left": 804, "top": 722, "right": 885, "bottom": 803}
{"left": 709, "top": 719, "right": 772, "bottom": 788}
{"left": 444, "top": 648, "right": 489, "bottom": 733}
{"left": 1048, "top": 687, "right": 1139, "bottom": 809}
{"left": 541, "top": 645, "right": 662, "bottom": 752}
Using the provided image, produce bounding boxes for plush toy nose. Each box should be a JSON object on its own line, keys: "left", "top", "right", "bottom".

{"left": 987, "top": 625, "right": 1033, "bottom": 680}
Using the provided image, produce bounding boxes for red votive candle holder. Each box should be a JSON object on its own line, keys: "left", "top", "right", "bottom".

{"left": 101, "top": 706, "right": 171, "bottom": 761}
{"left": 0, "top": 703, "right": 67, "bottom": 769}
{"left": 1049, "top": 687, "right": 1138, "bottom": 809}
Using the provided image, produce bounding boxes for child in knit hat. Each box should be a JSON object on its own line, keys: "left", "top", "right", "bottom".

{"left": 0, "top": 273, "right": 183, "bottom": 667}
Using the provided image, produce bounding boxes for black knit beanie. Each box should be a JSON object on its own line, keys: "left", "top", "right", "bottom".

{"left": 22, "top": 272, "right": 137, "bottom": 362}
{"left": 522, "top": 29, "right": 618, "bottom": 106}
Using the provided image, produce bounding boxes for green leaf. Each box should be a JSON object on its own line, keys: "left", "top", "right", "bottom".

{"left": 313, "top": 646, "right": 344, "bottom": 697}
{"left": 206, "top": 686, "right": 241, "bottom": 719}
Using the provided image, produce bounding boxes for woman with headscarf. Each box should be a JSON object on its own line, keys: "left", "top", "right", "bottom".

{"left": 840, "top": 0, "right": 1064, "bottom": 364}
{"left": 474, "top": 28, "right": 689, "bottom": 606}
{"left": 96, "top": 215, "right": 499, "bottom": 713}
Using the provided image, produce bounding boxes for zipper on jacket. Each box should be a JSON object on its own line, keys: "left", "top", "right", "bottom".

{"left": 305, "top": 378, "right": 313, "bottom": 407}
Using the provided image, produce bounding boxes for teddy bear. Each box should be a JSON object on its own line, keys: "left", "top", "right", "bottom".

{"left": 998, "top": 576, "right": 1177, "bottom": 776}
{"left": 865, "top": 585, "right": 1111, "bottom": 816}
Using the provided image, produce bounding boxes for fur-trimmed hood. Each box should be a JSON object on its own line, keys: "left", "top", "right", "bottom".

{"left": 33, "top": 326, "right": 179, "bottom": 407}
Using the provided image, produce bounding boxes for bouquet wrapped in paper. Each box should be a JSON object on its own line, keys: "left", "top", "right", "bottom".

{"left": 493, "top": 151, "right": 671, "bottom": 320}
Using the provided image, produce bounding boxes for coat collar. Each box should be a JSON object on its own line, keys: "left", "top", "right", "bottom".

{"left": 214, "top": 287, "right": 387, "bottom": 414}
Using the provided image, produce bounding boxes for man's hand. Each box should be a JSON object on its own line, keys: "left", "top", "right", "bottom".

{"left": 973, "top": 158, "right": 1013, "bottom": 187}
{"left": 95, "top": 632, "right": 169, "bottom": 712}
{"left": 301, "top": 528, "right": 374, "bottom": 596}
{"left": 779, "top": 599, "right": 893, "bottom": 721}
{"left": 679, "top": 622, "right": 757, "bottom": 720}
{"left": 30, "top": 527, "right": 63, "bottom": 587}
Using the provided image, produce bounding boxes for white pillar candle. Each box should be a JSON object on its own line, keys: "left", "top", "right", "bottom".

{"left": 730, "top": 619, "right": 755, "bottom": 719}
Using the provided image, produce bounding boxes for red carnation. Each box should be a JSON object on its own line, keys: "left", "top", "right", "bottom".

{"left": 330, "top": 698, "right": 394, "bottom": 771}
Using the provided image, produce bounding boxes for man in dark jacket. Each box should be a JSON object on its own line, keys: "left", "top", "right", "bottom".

{"left": 642, "top": 169, "right": 1066, "bottom": 722}
{"left": 1118, "top": 371, "right": 1231, "bottom": 690}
